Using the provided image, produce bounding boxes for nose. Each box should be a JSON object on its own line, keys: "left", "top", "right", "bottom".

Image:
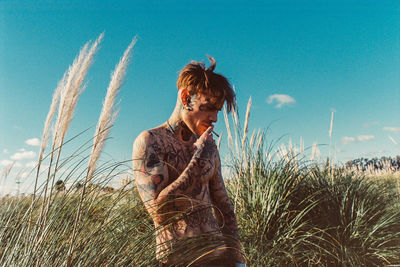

{"left": 209, "top": 111, "right": 218, "bottom": 123}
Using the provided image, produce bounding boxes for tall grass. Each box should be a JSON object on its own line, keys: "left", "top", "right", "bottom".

{"left": 223, "top": 97, "right": 400, "bottom": 266}
{"left": 294, "top": 165, "right": 400, "bottom": 265}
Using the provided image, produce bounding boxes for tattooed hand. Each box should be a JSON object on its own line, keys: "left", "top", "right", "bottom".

{"left": 193, "top": 126, "right": 217, "bottom": 160}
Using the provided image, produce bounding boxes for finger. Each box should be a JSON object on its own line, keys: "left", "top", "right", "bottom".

{"left": 200, "top": 126, "right": 213, "bottom": 139}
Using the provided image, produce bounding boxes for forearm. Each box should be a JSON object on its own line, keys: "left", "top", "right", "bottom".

{"left": 157, "top": 149, "right": 209, "bottom": 203}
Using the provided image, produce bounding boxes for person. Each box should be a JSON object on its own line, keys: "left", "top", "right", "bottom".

{"left": 132, "top": 56, "right": 245, "bottom": 266}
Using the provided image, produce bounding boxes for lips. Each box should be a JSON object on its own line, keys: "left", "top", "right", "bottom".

{"left": 197, "top": 123, "right": 213, "bottom": 135}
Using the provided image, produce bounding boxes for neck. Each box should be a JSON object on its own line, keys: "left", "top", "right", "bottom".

{"left": 167, "top": 102, "right": 194, "bottom": 142}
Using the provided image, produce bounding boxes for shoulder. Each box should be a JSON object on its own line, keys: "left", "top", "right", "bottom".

{"left": 132, "top": 130, "right": 151, "bottom": 153}
{"left": 132, "top": 126, "right": 168, "bottom": 155}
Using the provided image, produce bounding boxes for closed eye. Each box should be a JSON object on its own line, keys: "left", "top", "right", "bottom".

{"left": 199, "top": 104, "right": 220, "bottom": 112}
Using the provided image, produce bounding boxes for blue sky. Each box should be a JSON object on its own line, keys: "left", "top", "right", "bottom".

{"left": 1, "top": 0, "right": 399, "bottom": 194}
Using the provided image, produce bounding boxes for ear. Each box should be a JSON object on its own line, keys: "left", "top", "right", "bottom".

{"left": 180, "top": 88, "right": 190, "bottom": 106}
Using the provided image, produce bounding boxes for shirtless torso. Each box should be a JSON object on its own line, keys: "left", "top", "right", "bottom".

{"left": 132, "top": 122, "right": 238, "bottom": 264}
{"left": 132, "top": 57, "right": 244, "bottom": 266}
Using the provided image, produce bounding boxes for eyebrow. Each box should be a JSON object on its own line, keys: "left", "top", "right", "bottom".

{"left": 200, "top": 103, "right": 222, "bottom": 111}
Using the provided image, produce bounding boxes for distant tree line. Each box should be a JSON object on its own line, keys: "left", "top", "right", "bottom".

{"left": 345, "top": 156, "right": 400, "bottom": 172}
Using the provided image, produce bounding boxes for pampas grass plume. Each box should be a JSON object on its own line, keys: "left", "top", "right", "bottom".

{"left": 241, "top": 96, "right": 251, "bottom": 149}
{"left": 86, "top": 37, "right": 136, "bottom": 182}
{"left": 223, "top": 106, "right": 234, "bottom": 150}
{"left": 54, "top": 33, "right": 103, "bottom": 149}
{"left": 53, "top": 42, "right": 90, "bottom": 149}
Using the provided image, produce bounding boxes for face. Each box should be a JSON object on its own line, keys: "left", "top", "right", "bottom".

{"left": 182, "top": 93, "right": 223, "bottom": 136}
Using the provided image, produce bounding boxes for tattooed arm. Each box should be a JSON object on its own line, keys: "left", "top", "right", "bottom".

{"left": 132, "top": 131, "right": 170, "bottom": 223}
{"left": 209, "top": 153, "right": 244, "bottom": 263}
{"left": 132, "top": 128, "right": 217, "bottom": 224}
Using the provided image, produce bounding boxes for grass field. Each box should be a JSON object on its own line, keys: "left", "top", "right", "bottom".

{"left": 1, "top": 149, "right": 399, "bottom": 266}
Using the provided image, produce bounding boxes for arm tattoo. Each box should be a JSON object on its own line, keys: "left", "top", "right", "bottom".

{"left": 132, "top": 132, "right": 167, "bottom": 206}
{"left": 157, "top": 140, "right": 217, "bottom": 203}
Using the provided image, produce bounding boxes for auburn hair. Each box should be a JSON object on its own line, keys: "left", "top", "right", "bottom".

{"left": 176, "top": 56, "right": 236, "bottom": 113}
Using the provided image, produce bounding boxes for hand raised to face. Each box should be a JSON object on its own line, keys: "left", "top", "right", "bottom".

{"left": 193, "top": 126, "right": 218, "bottom": 160}
{"left": 194, "top": 126, "right": 214, "bottom": 148}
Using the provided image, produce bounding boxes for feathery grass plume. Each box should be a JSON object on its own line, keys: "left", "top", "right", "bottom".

{"left": 1, "top": 162, "right": 14, "bottom": 180}
{"left": 231, "top": 104, "right": 241, "bottom": 158}
{"left": 329, "top": 111, "right": 334, "bottom": 138}
{"left": 328, "top": 110, "right": 334, "bottom": 161}
{"left": 300, "top": 137, "right": 304, "bottom": 155}
{"left": 87, "top": 37, "right": 136, "bottom": 182}
{"left": 311, "top": 142, "right": 318, "bottom": 162}
{"left": 216, "top": 132, "right": 223, "bottom": 150}
{"left": 288, "top": 138, "right": 293, "bottom": 157}
{"left": 38, "top": 41, "right": 90, "bottom": 207}
{"left": 52, "top": 43, "right": 89, "bottom": 150}
{"left": 223, "top": 106, "right": 234, "bottom": 150}
{"left": 54, "top": 33, "right": 103, "bottom": 150}
{"left": 249, "top": 129, "right": 256, "bottom": 148}
{"left": 32, "top": 72, "right": 65, "bottom": 200}
{"left": 1, "top": 163, "right": 14, "bottom": 196}
{"left": 389, "top": 135, "right": 398, "bottom": 145}
{"left": 241, "top": 96, "right": 251, "bottom": 151}
{"left": 255, "top": 130, "right": 263, "bottom": 152}
{"left": 67, "top": 37, "right": 136, "bottom": 265}
{"left": 47, "top": 33, "right": 103, "bottom": 194}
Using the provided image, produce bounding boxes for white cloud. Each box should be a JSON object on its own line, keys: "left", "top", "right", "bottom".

{"left": 267, "top": 94, "right": 296, "bottom": 108}
{"left": 383, "top": 127, "right": 400, "bottom": 133}
{"left": 10, "top": 151, "right": 36, "bottom": 160}
{"left": 0, "top": 160, "right": 21, "bottom": 167}
{"left": 357, "top": 135, "right": 375, "bottom": 141}
{"left": 20, "top": 172, "right": 30, "bottom": 179}
{"left": 0, "top": 184, "right": 17, "bottom": 194}
{"left": 342, "top": 135, "right": 375, "bottom": 145}
{"left": 2, "top": 149, "right": 8, "bottom": 154}
{"left": 26, "top": 161, "right": 37, "bottom": 168}
{"left": 341, "top": 136, "right": 356, "bottom": 144}
{"left": 18, "top": 148, "right": 25, "bottom": 152}
{"left": 363, "top": 121, "right": 379, "bottom": 128}
{"left": 26, "top": 138, "right": 40, "bottom": 146}
{"left": 0, "top": 159, "right": 14, "bottom": 166}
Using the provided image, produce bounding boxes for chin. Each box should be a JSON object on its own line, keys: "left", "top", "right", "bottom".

{"left": 193, "top": 127, "right": 205, "bottom": 136}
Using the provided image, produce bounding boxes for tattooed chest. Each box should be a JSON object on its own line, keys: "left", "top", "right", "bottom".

{"left": 164, "top": 140, "right": 195, "bottom": 181}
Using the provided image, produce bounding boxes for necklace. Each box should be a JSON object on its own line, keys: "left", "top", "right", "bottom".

{"left": 166, "top": 120, "right": 175, "bottom": 133}
{"left": 167, "top": 120, "right": 195, "bottom": 145}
